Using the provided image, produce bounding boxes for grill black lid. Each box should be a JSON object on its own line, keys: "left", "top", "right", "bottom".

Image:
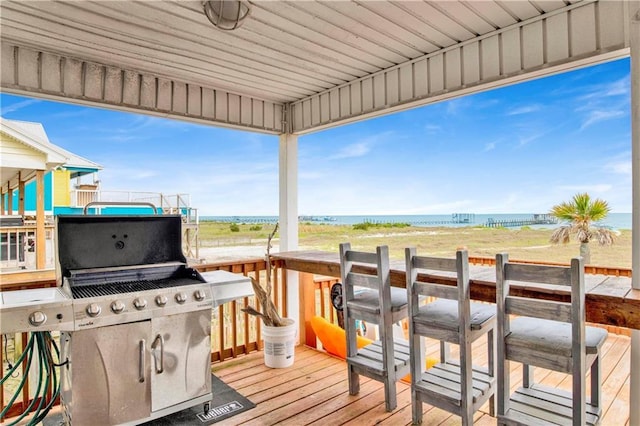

{"left": 57, "top": 215, "right": 186, "bottom": 277}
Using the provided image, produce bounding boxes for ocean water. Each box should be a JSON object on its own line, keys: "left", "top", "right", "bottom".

{"left": 202, "top": 212, "right": 633, "bottom": 230}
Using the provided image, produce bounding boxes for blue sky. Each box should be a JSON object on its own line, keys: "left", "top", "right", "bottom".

{"left": 0, "top": 57, "right": 631, "bottom": 216}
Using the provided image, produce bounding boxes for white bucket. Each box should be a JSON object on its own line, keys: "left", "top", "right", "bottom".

{"left": 262, "top": 318, "right": 296, "bottom": 368}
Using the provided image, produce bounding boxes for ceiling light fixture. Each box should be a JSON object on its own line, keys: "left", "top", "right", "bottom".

{"left": 202, "top": 0, "right": 251, "bottom": 31}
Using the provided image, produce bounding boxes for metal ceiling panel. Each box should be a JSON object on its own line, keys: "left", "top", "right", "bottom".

{"left": 0, "top": 0, "right": 632, "bottom": 135}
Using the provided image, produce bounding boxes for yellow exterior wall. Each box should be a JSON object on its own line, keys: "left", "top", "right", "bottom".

{"left": 53, "top": 169, "right": 70, "bottom": 206}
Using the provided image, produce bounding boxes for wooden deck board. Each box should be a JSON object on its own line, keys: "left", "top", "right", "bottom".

{"left": 213, "top": 333, "right": 630, "bottom": 425}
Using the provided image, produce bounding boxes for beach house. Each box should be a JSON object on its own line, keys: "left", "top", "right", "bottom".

{"left": 0, "top": 118, "right": 200, "bottom": 269}
{"left": 1, "top": 117, "right": 103, "bottom": 217}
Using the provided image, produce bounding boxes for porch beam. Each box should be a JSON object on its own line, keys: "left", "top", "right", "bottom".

{"left": 35, "top": 170, "right": 45, "bottom": 269}
{"left": 0, "top": 42, "right": 284, "bottom": 135}
{"left": 279, "top": 132, "right": 300, "bottom": 327}
{"left": 629, "top": 1, "right": 640, "bottom": 424}
{"left": 290, "top": 0, "right": 630, "bottom": 134}
{"left": 17, "top": 171, "right": 24, "bottom": 216}
{"left": 7, "top": 187, "right": 13, "bottom": 215}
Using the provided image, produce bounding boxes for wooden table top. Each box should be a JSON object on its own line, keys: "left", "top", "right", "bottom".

{"left": 273, "top": 250, "right": 640, "bottom": 331}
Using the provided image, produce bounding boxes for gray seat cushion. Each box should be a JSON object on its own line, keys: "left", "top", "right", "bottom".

{"left": 413, "top": 299, "right": 495, "bottom": 331}
{"left": 347, "top": 287, "right": 407, "bottom": 314}
{"left": 506, "top": 317, "right": 608, "bottom": 357}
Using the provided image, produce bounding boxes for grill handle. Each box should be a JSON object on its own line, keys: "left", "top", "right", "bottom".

{"left": 138, "top": 339, "right": 145, "bottom": 383}
{"left": 151, "top": 334, "right": 164, "bottom": 374}
{"left": 83, "top": 201, "right": 159, "bottom": 214}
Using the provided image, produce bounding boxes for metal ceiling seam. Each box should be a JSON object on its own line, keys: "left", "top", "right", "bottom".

{"left": 246, "top": 10, "right": 390, "bottom": 74}
{"left": 496, "top": 0, "right": 543, "bottom": 21}
{"left": 80, "top": 4, "right": 338, "bottom": 92}
{"left": 251, "top": 1, "right": 412, "bottom": 66}
{"left": 462, "top": 1, "right": 517, "bottom": 29}
{"left": 1, "top": 1, "right": 349, "bottom": 91}
{"left": 91, "top": 1, "right": 346, "bottom": 89}
{"left": 0, "top": 15, "right": 313, "bottom": 102}
{"left": 292, "top": 47, "right": 628, "bottom": 137}
{"left": 427, "top": 1, "right": 496, "bottom": 36}
{"left": 0, "top": 30, "right": 302, "bottom": 104}
{"left": 0, "top": 43, "right": 286, "bottom": 135}
{"left": 357, "top": 1, "right": 469, "bottom": 47}
{"left": 290, "top": 0, "right": 624, "bottom": 134}
{"left": 322, "top": 1, "right": 446, "bottom": 53}
{"left": 285, "top": 1, "right": 425, "bottom": 60}
{"left": 0, "top": 4, "right": 325, "bottom": 97}
{"left": 293, "top": 0, "right": 600, "bottom": 112}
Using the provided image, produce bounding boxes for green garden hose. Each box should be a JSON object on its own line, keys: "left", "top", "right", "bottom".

{"left": 0, "top": 332, "right": 63, "bottom": 426}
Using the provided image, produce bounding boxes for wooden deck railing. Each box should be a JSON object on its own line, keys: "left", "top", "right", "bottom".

{"left": 468, "top": 256, "right": 633, "bottom": 277}
{"left": 1, "top": 254, "right": 635, "bottom": 421}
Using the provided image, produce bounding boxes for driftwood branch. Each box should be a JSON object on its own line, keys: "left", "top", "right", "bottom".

{"left": 241, "top": 223, "right": 286, "bottom": 326}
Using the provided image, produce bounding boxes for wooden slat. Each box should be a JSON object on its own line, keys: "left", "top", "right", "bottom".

{"left": 505, "top": 262, "right": 572, "bottom": 286}
{"left": 506, "top": 296, "right": 572, "bottom": 322}
{"left": 413, "top": 281, "right": 458, "bottom": 300}
{"left": 346, "top": 272, "right": 379, "bottom": 290}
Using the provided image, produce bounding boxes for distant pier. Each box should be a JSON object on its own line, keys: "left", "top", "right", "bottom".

{"left": 484, "top": 214, "right": 558, "bottom": 228}
{"left": 412, "top": 213, "right": 476, "bottom": 225}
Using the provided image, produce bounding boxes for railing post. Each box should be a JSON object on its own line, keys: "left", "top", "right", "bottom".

{"left": 299, "top": 271, "right": 317, "bottom": 348}
{"left": 35, "top": 170, "right": 45, "bottom": 269}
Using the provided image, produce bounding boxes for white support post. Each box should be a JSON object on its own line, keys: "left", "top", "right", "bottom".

{"left": 279, "top": 132, "right": 300, "bottom": 326}
{"left": 630, "top": 2, "right": 640, "bottom": 425}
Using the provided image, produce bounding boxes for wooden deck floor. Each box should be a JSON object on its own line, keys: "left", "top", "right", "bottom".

{"left": 212, "top": 333, "right": 631, "bottom": 426}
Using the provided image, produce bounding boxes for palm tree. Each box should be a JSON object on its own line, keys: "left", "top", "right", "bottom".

{"left": 549, "top": 193, "right": 615, "bottom": 264}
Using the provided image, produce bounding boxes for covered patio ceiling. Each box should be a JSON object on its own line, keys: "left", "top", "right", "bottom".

{"left": 0, "top": 1, "right": 639, "bottom": 422}
{"left": 0, "top": 1, "right": 633, "bottom": 135}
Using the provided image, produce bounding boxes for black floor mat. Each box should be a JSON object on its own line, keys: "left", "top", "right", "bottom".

{"left": 43, "top": 374, "right": 255, "bottom": 425}
{"left": 143, "top": 374, "right": 255, "bottom": 425}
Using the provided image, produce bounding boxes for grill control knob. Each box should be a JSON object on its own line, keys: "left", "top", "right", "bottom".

{"left": 155, "top": 295, "right": 168, "bottom": 307}
{"left": 111, "top": 300, "right": 125, "bottom": 314}
{"left": 29, "top": 311, "right": 47, "bottom": 327}
{"left": 194, "top": 289, "right": 206, "bottom": 302}
{"left": 175, "top": 292, "right": 187, "bottom": 304}
{"left": 86, "top": 303, "right": 102, "bottom": 317}
{"left": 133, "top": 298, "right": 147, "bottom": 310}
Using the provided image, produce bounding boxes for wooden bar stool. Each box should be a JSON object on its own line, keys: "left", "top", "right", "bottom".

{"left": 405, "top": 248, "right": 496, "bottom": 425}
{"left": 495, "top": 253, "right": 608, "bottom": 425}
{"left": 339, "top": 243, "right": 410, "bottom": 412}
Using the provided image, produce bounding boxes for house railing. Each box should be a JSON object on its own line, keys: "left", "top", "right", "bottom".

{"left": 69, "top": 190, "right": 198, "bottom": 223}
{"left": 0, "top": 224, "right": 55, "bottom": 271}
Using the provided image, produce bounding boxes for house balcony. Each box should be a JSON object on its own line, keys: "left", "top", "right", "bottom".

{"left": 1, "top": 253, "right": 636, "bottom": 424}
{"left": 69, "top": 189, "right": 198, "bottom": 223}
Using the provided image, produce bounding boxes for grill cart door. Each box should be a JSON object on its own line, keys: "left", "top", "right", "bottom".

{"left": 61, "top": 321, "right": 151, "bottom": 425}
{"left": 150, "top": 309, "right": 212, "bottom": 412}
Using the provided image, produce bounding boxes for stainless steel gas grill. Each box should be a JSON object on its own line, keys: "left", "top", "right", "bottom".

{"left": 57, "top": 215, "right": 214, "bottom": 425}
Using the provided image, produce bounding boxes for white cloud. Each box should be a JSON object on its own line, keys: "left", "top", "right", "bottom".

{"left": 328, "top": 131, "right": 395, "bottom": 160}
{"left": 579, "top": 77, "right": 630, "bottom": 101}
{"left": 579, "top": 109, "right": 626, "bottom": 130}
{"left": 506, "top": 104, "right": 541, "bottom": 115}
{"left": 484, "top": 142, "right": 496, "bottom": 151}
{"left": 604, "top": 159, "right": 631, "bottom": 176}
{"left": 424, "top": 124, "right": 442, "bottom": 134}
{"left": 330, "top": 142, "right": 370, "bottom": 159}
{"left": 1, "top": 98, "right": 42, "bottom": 114}
{"left": 517, "top": 133, "right": 544, "bottom": 147}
